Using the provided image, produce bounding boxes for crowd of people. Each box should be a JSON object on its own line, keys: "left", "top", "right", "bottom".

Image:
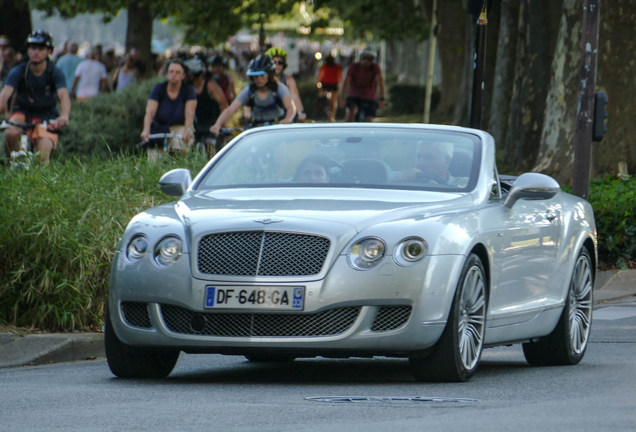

{"left": 0, "top": 30, "right": 387, "bottom": 164}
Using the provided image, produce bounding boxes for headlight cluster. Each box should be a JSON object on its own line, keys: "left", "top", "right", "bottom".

{"left": 348, "top": 236, "right": 427, "bottom": 270}
{"left": 126, "top": 235, "right": 182, "bottom": 267}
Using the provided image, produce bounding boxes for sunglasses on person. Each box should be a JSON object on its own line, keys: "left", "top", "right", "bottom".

{"left": 274, "top": 60, "right": 285, "bottom": 66}
{"left": 361, "top": 56, "right": 374, "bottom": 61}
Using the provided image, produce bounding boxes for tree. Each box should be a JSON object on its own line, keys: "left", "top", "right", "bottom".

{"left": 0, "top": 0, "right": 32, "bottom": 52}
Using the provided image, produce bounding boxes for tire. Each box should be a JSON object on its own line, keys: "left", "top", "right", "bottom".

{"left": 244, "top": 354, "right": 296, "bottom": 363}
{"left": 105, "top": 307, "right": 180, "bottom": 378}
{"left": 523, "top": 247, "right": 593, "bottom": 366}
{"left": 409, "top": 254, "right": 487, "bottom": 382}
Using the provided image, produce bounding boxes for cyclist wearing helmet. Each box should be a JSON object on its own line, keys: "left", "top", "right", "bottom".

{"left": 210, "top": 55, "right": 295, "bottom": 135}
{"left": 340, "top": 48, "right": 385, "bottom": 122}
{"left": 264, "top": 47, "right": 306, "bottom": 121}
{"left": 0, "top": 30, "right": 70, "bottom": 163}
{"left": 209, "top": 55, "right": 235, "bottom": 103}
{"left": 184, "top": 58, "right": 227, "bottom": 155}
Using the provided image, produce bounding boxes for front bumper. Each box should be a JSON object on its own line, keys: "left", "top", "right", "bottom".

{"left": 108, "top": 252, "right": 466, "bottom": 357}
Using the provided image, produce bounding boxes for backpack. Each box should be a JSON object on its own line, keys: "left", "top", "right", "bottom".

{"left": 15, "top": 60, "right": 57, "bottom": 110}
{"left": 246, "top": 85, "right": 286, "bottom": 121}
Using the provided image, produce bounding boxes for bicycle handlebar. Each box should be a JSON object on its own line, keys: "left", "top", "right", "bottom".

{"left": 0, "top": 120, "right": 61, "bottom": 134}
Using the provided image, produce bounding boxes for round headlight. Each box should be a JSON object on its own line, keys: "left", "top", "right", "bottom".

{"left": 394, "top": 237, "right": 427, "bottom": 267}
{"left": 126, "top": 235, "right": 148, "bottom": 262}
{"left": 154, "top": 236, "right": 182, "bottom": 267}
{"left": 348, "top": 237, "right": 385, "bottom": 270}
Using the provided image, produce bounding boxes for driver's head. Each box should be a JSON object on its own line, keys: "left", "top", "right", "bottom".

{"left": 416, "top": 141, "right": 454, "bottom": 180}
{"left": 294, "top": 153, "right": 336, "bottom": 184}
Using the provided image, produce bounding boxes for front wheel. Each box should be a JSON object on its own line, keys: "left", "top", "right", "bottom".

{"left": 409, "top": 254, "right": 487, "bottom": 382}
{"left": 105, "top": 307, "right": 179, "bottom": 378}
{"left": 523, "top": 247, "right": 593, "bottom": 366}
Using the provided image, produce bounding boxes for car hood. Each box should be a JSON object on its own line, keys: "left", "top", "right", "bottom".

{"left": 176, "top": 188, "right": 474, "bottom": 234}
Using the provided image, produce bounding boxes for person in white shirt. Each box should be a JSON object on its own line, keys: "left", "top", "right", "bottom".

{"left": 71, "top": 47, "right": 109, "bottom": 101}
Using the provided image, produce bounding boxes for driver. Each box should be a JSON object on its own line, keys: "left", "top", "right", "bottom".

{"left": 293, "top": 153, "right": 339, "bottom": 184}
{"left": 397, "top": 141, "right": 468, "bottom": 187}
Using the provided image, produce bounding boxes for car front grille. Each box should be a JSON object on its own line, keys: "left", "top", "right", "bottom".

{"left": 121, "top": 302, "right": 152, "bottom": 329}
{"left": 197, "top": 231, "right": 331, "bottom": 276}
{"left": 371, "top": 306, "right": 412, "bottom": 332}
{"left": 160, "top": 304, "right": 361, "bottom": 337}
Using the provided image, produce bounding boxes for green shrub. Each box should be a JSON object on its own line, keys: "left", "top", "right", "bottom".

{"left": 54, "top": 79, "right": 160, "bottom": 161}
{"left": 587, "top": 176, "right": 636, "bottom": 268}
{"left": 0, "top": 154, "right": 207, "bottom": 330}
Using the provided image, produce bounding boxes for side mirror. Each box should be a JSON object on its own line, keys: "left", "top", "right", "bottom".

{"left": 504, "top": 173, "right": 560, "bottom": 209}
{"left": 159, "top": 169, "right": 192, "bottom": 196}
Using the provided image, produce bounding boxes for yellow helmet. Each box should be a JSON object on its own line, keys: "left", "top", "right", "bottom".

{"left": 265, "top": 47, "right": 287, "bottom": 63}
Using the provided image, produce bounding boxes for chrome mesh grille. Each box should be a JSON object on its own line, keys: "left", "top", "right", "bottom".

{"left": 121, "top": 302, "right": 152, "bottom": 329}
{"left": 371, "top": 306, "right": 412, "bottom": 332}
{"left": 160, "top": 304, "right": 360, "bottom": 337}
{"left": 198, "top": 231, "right": 330, "bottom": 276}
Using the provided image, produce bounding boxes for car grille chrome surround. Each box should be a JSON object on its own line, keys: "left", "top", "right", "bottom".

{"left": 371, "top": 306, "right": 412, "bottom": 332}
{"left": 160, "top": 304, "right": 361, "bottom": 337}
{"left": 197, "top": 231, "right": 331, "bottom": 276}
{"left": 121, "top": 302, "right": 152, "bottom": 329}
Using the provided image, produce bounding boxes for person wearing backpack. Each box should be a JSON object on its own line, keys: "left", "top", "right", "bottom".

{"left": 140, "top": 60, "right": 196, "bottom": 162}
{"left": 0, "top": 30, "right": 70, "bottom": 164}
{"left": 209, "top": 55, "right": 295, "bottom": 136}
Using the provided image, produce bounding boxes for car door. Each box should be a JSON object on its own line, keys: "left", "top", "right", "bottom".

{"left": 488, "top": 185, "right": 561, "bottom": 326}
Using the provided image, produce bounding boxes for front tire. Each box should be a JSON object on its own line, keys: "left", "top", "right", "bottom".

{"left": 523, "top": 247, "right": 593, "bottom": 366}
{"left": 105, "top": 307, "right": 180, "bottom": 378}
{"left": 409, "top": 254, "right": 487, "bottom": 382}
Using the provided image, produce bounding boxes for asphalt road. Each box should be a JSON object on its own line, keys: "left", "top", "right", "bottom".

{"left": 1, "top": 300, "right": 635, "bottom": 432}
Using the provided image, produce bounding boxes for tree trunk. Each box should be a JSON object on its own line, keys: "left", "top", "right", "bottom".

{"left": 503, "top": 0, "right": 562, "bottom": 172}
{"left": 423, "top": 0, "right": 466, "bottom": 119}
{"left": 126, "top": 2, "right": 153, "bottom": 78}
{"left": 592, "top": 0, "right": 636, "bottom": 177}
{"left": 453, "top": 14, "right": 476, "bottom": 126}
{"left": 533, "top": 0, "right": 583, "bottom": 181}
{"left": 487, "top": 0, "right": 519, "bottom": 150}
{"left": 480, "top": 0, "right": 502, "bottom": 130}
{"left": 0, "top": 0, "right": 32, "bottom": 53}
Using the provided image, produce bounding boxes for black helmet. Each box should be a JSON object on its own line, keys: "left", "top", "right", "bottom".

{"left": 26, "top": 30, "right": 54, "bottom": 49}
{"left": 184, "top": 58, "right": 205, "bottom": 75}
{"left": 208, "top": 55, "right": 226, "bottom": 67}
{"left": 246, "top": 55, "right": 274, "bottom": 76}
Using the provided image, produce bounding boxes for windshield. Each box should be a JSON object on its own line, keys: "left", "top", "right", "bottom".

{"left": 196, "top": 127, "right": 482, "bottom": 192}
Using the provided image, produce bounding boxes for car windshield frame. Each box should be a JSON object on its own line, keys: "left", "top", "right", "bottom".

{"left": 194, "top": 126, "right": 483, "bottom": 193}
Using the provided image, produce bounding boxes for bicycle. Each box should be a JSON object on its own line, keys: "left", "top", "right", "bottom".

{"left": 194, "top": 127, "right": 243, "bottom": 159}
{"left": 0, "top": 119, "right": 60, "bottom": 168}
{"left": 138, "top": 132, "right": 191, "bottom": 162}
{"left": 315, "top": 83, "right": 338, "bottom": 122}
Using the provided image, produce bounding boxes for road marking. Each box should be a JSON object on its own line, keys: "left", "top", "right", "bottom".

{"left": 594, "top": 307, "right": 636, "bottom": 321}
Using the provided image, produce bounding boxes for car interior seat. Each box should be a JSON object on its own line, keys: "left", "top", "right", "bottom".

{"left": 448, "top": 152, "right": 473, "bottom": 178}
{"left": 336, "top": 159, "right": 389, "bottom": 185}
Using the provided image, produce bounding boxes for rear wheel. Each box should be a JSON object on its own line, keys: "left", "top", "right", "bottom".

{"left": 523, "top": 247, "right": 593, "bottom": 366}
{"left": 105, "top": 307, "right": 179, "bottom": 378}
{"left": 409, "top": 254, "right": 487, "bottom": 382}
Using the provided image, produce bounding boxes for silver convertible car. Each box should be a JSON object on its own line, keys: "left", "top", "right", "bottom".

{"left": 106, "top": 123, "right": 596, "bottom": 382}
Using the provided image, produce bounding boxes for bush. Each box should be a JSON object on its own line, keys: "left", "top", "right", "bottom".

{"left": 54, "top": 79, "right": 160, "bottom": 161}
{"left": 587, "top": 176, "right": 636, "bottom": 268}
{"left": 388, "top": 84, "right": 441, "bottom": 115}
{"left": 0, "top": 154, "right": 207, "bottom": 330}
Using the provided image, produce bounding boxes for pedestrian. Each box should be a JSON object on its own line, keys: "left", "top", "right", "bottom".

{"left": 71, "top": 46, "right": 109, "bottom": 101}
{"left": 140, "top": 60, "right": 196, "bottom": 162}
{"left": 56, "top": 42, "right": 84, "bottom": 93}
{"left": 112, "top": 53, "right": 140, "bottom": 92}
{"left": 340, "top": 49, "right": 385, "bottom": 122}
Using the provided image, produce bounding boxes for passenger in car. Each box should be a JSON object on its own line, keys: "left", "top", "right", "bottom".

{"left": 395, "top": 141, "right": 469, "bottom": 187}
{"left": 293, "top": 153, "right": 339, "bottom": 184}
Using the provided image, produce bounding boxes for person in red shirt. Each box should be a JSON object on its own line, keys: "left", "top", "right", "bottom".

{"left": 317, "top": 54, "right": 342, "bottom": 122}
{"left": 339, "top": 49, "right": 385, "bottom": 122}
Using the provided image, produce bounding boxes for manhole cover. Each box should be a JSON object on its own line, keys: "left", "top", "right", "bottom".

{"left": 306, "top": 396, "right": 478, "bottom": 404}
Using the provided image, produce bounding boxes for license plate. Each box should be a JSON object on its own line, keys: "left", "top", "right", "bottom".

{"left": 205, "top": 286, "right": 305, "bottom": 310}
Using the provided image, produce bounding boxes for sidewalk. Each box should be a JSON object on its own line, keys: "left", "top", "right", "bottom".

{"left": 1, "top": 269, "right": 635, "bottom": 369}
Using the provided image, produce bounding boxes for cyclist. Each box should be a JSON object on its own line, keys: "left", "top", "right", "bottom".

{"left": 184, "top": 58, "right": 227, "bottom": 156}
{"left": 141, "top": 60, "right": 196, "bottom": 161}
{"left": 265, "top": 47, "right": 306, "bottom": 121}
{"left": 210, "top": 55, "right": 295, "bottom": 135}
{"left": 209, "top": 55, "right": 236, "bottom": 103}
{"left": 316, "top": 54, "right": 343, "bottom": 122}
{"left": 339, "top": 49, "right": 385, "bottom": 122}
{"left": 0, "top": 30, "right": 70, "bottom": 164}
